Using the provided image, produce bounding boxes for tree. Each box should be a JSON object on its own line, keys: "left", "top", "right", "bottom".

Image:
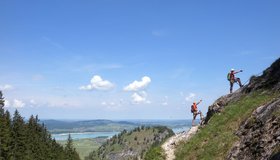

{"left": 65, "top": 134, "right": 80, "bottom": 160}
{"left": 11, "top": 109, "right": 27, "bottom": 159}
{"left": 0, "top": 91, "right": 4, "bottom": 108}
{"left": 0, "top": 91, "right": 80, "bottom": 160}
{"left": 0, "top": 91, "right": 12, "bottom": 160}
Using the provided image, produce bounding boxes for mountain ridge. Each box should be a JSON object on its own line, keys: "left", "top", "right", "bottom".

{"left": 85, "top": 126, "right": 174, "bottom": 160}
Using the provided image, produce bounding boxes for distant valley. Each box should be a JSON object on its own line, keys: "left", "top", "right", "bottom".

{"left": 42, "top": 119, "right": 193, "bottom": 159}
{"left": 41, "top": 119, "right": 192, "bottom": 134}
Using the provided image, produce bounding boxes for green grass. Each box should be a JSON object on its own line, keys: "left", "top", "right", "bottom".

{"left": 175, "top": 91, "right": 280, "bottom": 160}
{"left": 57, "top": 138, "right": 106, "bottom": 160}
{"left": 144, "top": 128, "right": 174, "bottom": 160}
{"left": 86, "top": 126, "right": 174, "bottom": 160}
{"left": 144, "top": 146, "right": 165, "bottom": 160}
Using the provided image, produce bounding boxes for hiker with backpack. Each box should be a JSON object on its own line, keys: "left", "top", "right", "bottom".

{"left": 227, "top": 69, "right": 244, "bottom": 93}
{"left": 191, "top": 99, "right": 203, "bottom": 126}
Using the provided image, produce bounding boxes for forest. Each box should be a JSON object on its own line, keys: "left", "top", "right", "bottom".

{"left": 0, "top": 91, "right": 80, "bottom": 160}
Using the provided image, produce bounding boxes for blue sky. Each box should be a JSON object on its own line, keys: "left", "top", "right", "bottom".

{"left": 0, "top": 0, "right": 279, "bottom": 119}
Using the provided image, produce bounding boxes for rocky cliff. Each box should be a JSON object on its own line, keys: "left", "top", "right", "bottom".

{"left": 205, "top": 58, "right": 280, "bottom": 125}
{"left": 203, "top": 58, "right": 280, "bottom": 159}
{"left": 227, "top": 98, "right": 280, "bottom": 159}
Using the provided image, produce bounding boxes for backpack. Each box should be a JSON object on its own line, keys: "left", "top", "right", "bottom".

{"left": 227, "top": 73, "right": 231, "bottom": 81}
{"left": 191, "top": 105, "right": 194, "bottom": 113}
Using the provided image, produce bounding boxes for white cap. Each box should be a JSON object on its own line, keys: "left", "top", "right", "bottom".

{"left": 231, "top": 68, "right": 235, "bottom": 71}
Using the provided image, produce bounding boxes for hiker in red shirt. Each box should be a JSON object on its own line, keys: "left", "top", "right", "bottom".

{"left": 191, "top": 100, "right": 203, "bottom": 126}
{"left": 228, "top": 69, "right": 243, "bottom": 93}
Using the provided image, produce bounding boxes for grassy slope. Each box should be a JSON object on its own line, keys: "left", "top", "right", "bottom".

{"left": 175, "top": 91, "right": 280, "bottom": 160}
{"left": 105, "top": 127, "right": 163, "bottom": 154}
{"left": 99, "top": 128, "right": 156, "bottom": 155}
{"left": 144, "top": 143, "right": 166, "bottom": 160}
{"left": 87, "top": 126, "right": 174, "bottom": 160}
{"left": 58, "top": 138, "right": 106, "bottom": 160}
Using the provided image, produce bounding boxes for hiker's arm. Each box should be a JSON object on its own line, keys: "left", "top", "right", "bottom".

{"left": 197, "top": 100, "right": 202, "bottom": 105}
{"left": 234, "top": 70, "right": 243, "bottom": 74}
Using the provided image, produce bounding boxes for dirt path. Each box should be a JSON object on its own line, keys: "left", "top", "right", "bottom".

{"left": 161, "top": 126, "right": 199, "bottom": 160}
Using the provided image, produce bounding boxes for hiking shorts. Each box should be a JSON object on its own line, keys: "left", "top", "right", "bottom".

{"left": 193, "top": 111, "right": 199, "bottom": 119}
{"left": 230, "top": 78, "right": 240, "bottom": 84}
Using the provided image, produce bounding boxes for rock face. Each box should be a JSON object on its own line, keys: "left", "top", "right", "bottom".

{"left": 204, "top": 58, "right": 280, "bottom": 125}
{"left": 244, "top": 57, "right": 280, "bottom": 93}
{"left": 203, "top": 57, "right": 280, "bottom": 159}
{"left": 227, "top": 98, "right": 280, "bottom": 160}
{"left": 204, "top": 89, "right": 244, "bottom": 124}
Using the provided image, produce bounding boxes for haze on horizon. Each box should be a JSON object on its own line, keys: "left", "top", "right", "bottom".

{"left": 0, "top": 0, "right": 279, "bottom": 119}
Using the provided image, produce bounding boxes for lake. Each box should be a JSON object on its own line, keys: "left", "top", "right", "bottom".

{"left": 52, "top": 131, "right": 119, "bottom": 141}
{"left": 52, "top": 127, "right": 190, "bottom": 141}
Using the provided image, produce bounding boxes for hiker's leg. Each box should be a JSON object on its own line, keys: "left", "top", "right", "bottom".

{"left": 236, "top": 78, "right": 243, "bottom": 87}
{"left": 192, "top": 113, "right": 197, "bottom": 126}
{"left": 230, "top": 82, "right": 233, "bottom": 93}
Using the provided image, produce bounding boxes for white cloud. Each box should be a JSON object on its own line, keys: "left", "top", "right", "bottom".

{"left": 131, "top": 91, "right": 151, "bottom": 104}
{"left": 185, "top": 93, "right": 196, "bottom": 102}
{"left": 30, "top": 99, "right": 36, "bottom": 104}
{"left": 13, "top": 99, "right": 25, "bottom": 108}
{"left": 4, "top": 100, "right": 10, "bottom": 107}
{"left": 162, "top": 102, "right": 168, "bottom": 106}
{"left": 0, "top": 84, "right": 14, "bottom": 91}
{"left": 4, "top": 99, "right": 25, "bottom": 108}
{"left": 132, "top": 93, "right": 145, "bottom": 103}
{"left": 101, "top": 101, "right": 116, "bottom": 106}
{"left": 79, "top": 85, "right": 91, "bottom": 90}
{"left": 79, "top": 75, "right": 114, "bottom": 91}
{"left": 124, "top": 76, "right": 151, "bottom": 91}
{"left": 100, "top": 100, "right": 125, "bottom": 111}
{"left": 29, "top": 99, "right": 37, "bottom": 107}
{"left": 101, "top": 99, "right": 127, "bottom": 107}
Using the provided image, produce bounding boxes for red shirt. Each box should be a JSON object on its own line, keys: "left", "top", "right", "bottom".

{"left": 193, "top": 103, "right": 198, "bottom": 111}
{"left": 230, "top": 71, "right": 235, "bottom": 80}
